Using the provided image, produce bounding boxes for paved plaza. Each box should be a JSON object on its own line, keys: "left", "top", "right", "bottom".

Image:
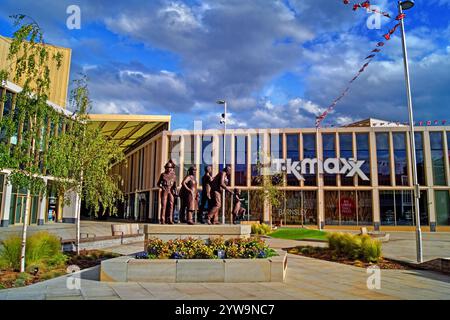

{"left": 0, "top": 236, "right": 449, "bottom": 300}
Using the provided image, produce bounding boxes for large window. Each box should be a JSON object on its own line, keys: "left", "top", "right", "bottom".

{"left": 234, "top": 135, "right": 247, "bottom": 186}
{"left": 270, "top": 132, "right": 283, "bottom": 163}
{"left": 380, "top": 190, "right": 428, "bottom": 226}
{"left": 376, "top": 133, "right": 391, "bottom": 186}
{"left": 356, "top": 133, "right": 371, "bottom": 186}
{"left": 435, "top": 190, "right": 450, "bottom": 226}
{"left": 0, "top": 91, "right": 13, "bottom": 143}
{"left": 322, "top": 134, "right": 336, "bottom": 186}
{"left": 303, "top": 134, "right": 316, "bottom": 186}
{"left": 325, "top": 190, "right": 372, "bottom": 226}
{"left": 168, "top": 135, "right": 181, "bottom": 179}
{"left": 251, "top": 134, "right": 265, "bottom": 186}
{"left": 339, "top": 133, "right": 354, "bottom": 186}
{"left": 286, "top": 134, "right": 299, "bottom": 186}
{"left": 393, "top": 133, "right": 408, "bottom": 186}
{"left": 430, "top": 132, "right": 446, "bottom": 185}
{"left": 415, "top": 133, "right": 426, "bottom": 185}
{"left": 274, "top": 191, "right": 317, "bottom": 225}
{"left": 219, "top": 134, "right": 232, "bottom": 172}
{"left": 200, "top": 135, "right": 213, "bottom": 178}
{"left": 183, "top": 135, "right": 196, "bottom": 176}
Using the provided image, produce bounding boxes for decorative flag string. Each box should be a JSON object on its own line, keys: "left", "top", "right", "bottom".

{"left": 315, "top": 1, "right": 405, "bottom": 128}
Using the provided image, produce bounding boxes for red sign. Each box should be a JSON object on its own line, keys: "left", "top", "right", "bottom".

{"left": 340, "top": 197, "right": 355, "bottom": 217}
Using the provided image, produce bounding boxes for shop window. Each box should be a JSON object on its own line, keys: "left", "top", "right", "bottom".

{"left": 323, "top": 134, "right": 336, "bottom": 186}
{"left": 435, "top": 190, "right": 450, "bottom": 226}
{"left": 415, "top": 133, "right": 426, "bottom": 185}
{"left": 393, "top": 133, "right": 408, "bottom": 186}
{"left": 218, "top": 134, "right": 232, "bottom": 172}
{"left": 339, "top": 134, "right": 354, "bottom": 186}
{"left": 234, "top": 135, "right": 247, "bottom": 186}
{"left": 251, "top": 134, "right": 265, "bottom": 186}
{"left": 380, "top": 190, "right": 429, "bottom": 226}
{"left": 325, "top": 190, "right": 372, "bottom": 226}
{"left": 430, "top": 132, "right": 446, "bottom": 186}
{"left": 286, "top": 134, "right": 299, "bottom": 186}
{"left": 356, "top": 133, "right": 371, "bottom": 186}
{"left": 303, "top": 134, "right": 316, "bottom": 186}
{"left": 376, "top": 133, "right": 391, "bottom": 186}
{"left": 276, "top": 191, "right": 317, "bottom": 225}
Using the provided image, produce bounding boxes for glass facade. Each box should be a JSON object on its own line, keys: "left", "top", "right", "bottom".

{"left": 302, "top": 134, "right": 316, "bottom": 186}
{"left": 183, "top": 135, "right": 195, "bottom": 175}
{"left": 376, "top": 133, "right": 391, "bottom": 186}
{"left": 393, "top": 133, "right": 408, "bottom": 186}
{"left": 286, "top": 134, "right": 299, "bottom": 186}
{"left": 380, "top": 190, "right": 429, "bottom": 226}
{"left": 356, "top": 133, "right": 371, "bottom": 186}
{"left": 322, "top": 134, "right": 336, "bottom": 186}
{"left": 325, "top": 190, "right": 372, "bottom": 225}
{"left": 415, "top": 133, "right": 426, "bottom": 185}
{"left": 339, "top": 133, "right": 354, "bottom": 186}
{"left": 274, "top": 191, "right": 317, "bottom": 225}
{"left": 201, "top": 135, "right": 213, "bottom": 177}
{"left": 219, "top": 134, "right": 232, "bottom": 172}
{"left": 234, "top": 135, "right": 247, "bottom": 186}
{"left": 430, "top": 132, "right": 446, "bottom": 186}
{"left": 251, "top": 134, "right": 264, "bottom": 186}
{"left": 435, "top": 190, "right": 450, "bottom": 226}
{"left": 168, "top": 135, "right": 181, "bottom": 179}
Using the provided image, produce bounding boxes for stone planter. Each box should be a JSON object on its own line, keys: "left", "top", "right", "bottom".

{"left": 100, "top": 253, "right": 287, "bottom": 283}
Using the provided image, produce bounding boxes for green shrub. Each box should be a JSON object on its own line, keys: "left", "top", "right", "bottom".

{"left": 0, "top": 232, "right": 65, "bottom": 271}
{"left": 0, "top": 236, "right": 22, "bottom": 270}
{"left": 251, "top": 223, "right": 272, "bottom": 235}
{"left": 326, "top": 232, "right": 382, "bottom": 263}
{"left": 361, "top": 236, "right": 382, "bottom": 263}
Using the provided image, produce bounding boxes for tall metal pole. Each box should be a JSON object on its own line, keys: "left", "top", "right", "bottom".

{"left": 222, "top": 102, "right": 227, "bottom": 224}
{"left": 398, "top": 1, "right": 423, "bottom": 263}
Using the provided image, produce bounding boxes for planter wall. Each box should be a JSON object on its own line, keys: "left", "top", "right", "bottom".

{"left": 100, "top": 253, "right": 287, "bottom": 283}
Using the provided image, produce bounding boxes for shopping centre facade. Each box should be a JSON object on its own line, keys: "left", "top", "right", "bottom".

{"left": 107, "top": 120, "right": 450, "bottom": 232}
{"left": 1, "top": 37, "right": 450, "bottom": 231}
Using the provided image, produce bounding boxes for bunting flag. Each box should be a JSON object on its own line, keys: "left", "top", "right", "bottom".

{"left": 315, "top": 1, "right": 405, "bottom": 128}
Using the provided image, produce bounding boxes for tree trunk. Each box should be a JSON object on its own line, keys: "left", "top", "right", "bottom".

{"left": 20, "top": 191, "right": 32, "bottom": 272}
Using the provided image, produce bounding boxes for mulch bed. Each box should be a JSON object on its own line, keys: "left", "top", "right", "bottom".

{"left": 0, "top": 250, "right": 120, "bottom": 290}
{"left": 286, "top": 246, "right": 411, "bottom": 270}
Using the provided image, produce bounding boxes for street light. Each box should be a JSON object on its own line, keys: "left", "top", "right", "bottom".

{"left": 398, "top": 0, "right": 423, "bottom": 263}
{"left": 217, "top": 99, "right": 227, "bottom": 224}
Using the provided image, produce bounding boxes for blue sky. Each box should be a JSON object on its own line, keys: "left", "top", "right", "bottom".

{"left": 1, "top": 0, "right": 449, "bottom": 129}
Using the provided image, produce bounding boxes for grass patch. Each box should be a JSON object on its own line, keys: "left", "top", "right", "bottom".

{"left": 268, "top": 228, "right": 328, "bottom": 241}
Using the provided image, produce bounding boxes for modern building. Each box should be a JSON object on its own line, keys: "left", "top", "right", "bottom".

{"left": 0, "top": 36, "right": 76, "bottom": 227}
{"left": 105, "top": 118, "right": 450, "bottom": 232}
{"left": 1, "top": 36, "right": 449, "bottom": 232}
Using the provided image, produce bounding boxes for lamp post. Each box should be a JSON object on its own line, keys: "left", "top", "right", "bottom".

{"left": 217, "top": 100, "right": 227, "bottom": 224}
{"left": 398, "top": 0, "right": 423, "bottom": 263}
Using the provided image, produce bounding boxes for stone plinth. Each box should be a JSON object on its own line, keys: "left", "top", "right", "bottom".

{"left": 100, "top": 253, "right": 287, "bottom": 283}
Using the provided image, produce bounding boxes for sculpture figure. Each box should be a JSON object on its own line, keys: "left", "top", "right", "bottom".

{"left": 179, "top": 166, "right": 198, "bottom": 225}
{"left": 157, "top": 160, "right": 177, "bottom": 224}
{"left": 207, "top": 165, "right": 233, "bottom": 225}
{"left": 198, "top": 165, "right": 213, "bottom": 224}
{"left": 232, "top": 188, "right": 246, "bottom": 224}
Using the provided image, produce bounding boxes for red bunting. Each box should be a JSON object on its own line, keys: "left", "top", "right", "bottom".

{"left": 316, "top": 1, "right": 403, "bottom": 128}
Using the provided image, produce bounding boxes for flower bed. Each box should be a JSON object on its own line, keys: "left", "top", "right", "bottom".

{"left": 143, "top": 236, "right": 277, "bottom": 260}
{"left": 0, "top": 232, "right": 120, "bottom": 290}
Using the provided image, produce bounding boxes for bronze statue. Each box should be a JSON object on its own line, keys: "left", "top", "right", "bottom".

{"left": 157, "top": 160, "right": 177, "bottom": 224}
{"left": 232, "top": 188, "right": 246, "bottom": 224}
{"left": 179, "top": 166, "right": 198, "bottom": 225}
{"left": 207, "top": 165, "right": 233, "bottom": 225}
{"left": 198, "top": 165, "right": 213, "bottom": 224}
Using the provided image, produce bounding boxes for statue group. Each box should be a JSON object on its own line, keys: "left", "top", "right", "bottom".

{"left": 157, "top": 160, "right": 245, "bottom": 225}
